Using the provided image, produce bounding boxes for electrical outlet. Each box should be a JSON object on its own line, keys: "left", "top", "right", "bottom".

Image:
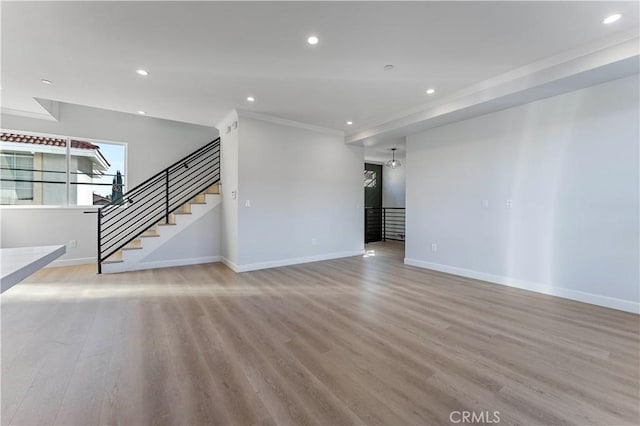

{"left": 431, "top": 243, "right": 437, "bottom": 252}
{"left": 245, "top": 199, "right": 251, "bottom": 207}
{"left": 68, "top": 240, "right": 77, "bottom": 248}
{"left": 506, "top": 199, "right": 513, "bottom": 209}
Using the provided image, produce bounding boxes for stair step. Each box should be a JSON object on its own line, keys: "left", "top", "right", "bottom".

{"left": 103, "top": 251, "right": 123, "bottom": 263}
{"left": 140, "top": 225, "right": 159, "bottom": 237}
{"left": 179, "top": 203, "right": 191, "bottom": 214}
{"left": 192, "top": 193, "right": 207, "bottom": 204}
{"left": 122, "top": 239, "right": 143, "bottom": 250}
{"left": 157, "top": 213, "right": 176, "bottom": 226}
{"left": 205, "top": 184, "right": 220, "bottom": 194}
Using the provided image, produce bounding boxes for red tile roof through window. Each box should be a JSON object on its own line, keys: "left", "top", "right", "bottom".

{"left": 1, "top": 132, "right": 99, "bottom": 150}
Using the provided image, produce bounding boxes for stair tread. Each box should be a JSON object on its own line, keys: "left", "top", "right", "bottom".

{"left": 140, "top": 234, "right": 160, "bottom": 238}
{"left": 190, "top": 202, "right": 207, "bottom": 205}
{"left": 103, "top": 260, "right": 124, "bottom": 264}
{"left": 174, "top": 212, "right": 192, "bottom": 215}
{"left": 122, "top": 246, "right": 143, "bottom": 251}
{"left": 205, "top": 183, "right": 220, "bottom": 194}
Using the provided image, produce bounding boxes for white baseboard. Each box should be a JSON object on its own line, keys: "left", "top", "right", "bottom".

{"left": 48, "top": 251, "right": 363, "bottom": 274}
{"left": 129, "top": 256, "right": 221, "bottom": 272}
{"left": 221, "top": 257, "right": 239, "bottom": 272}
{"left": 48, "top": 256, "right": 96, "bottom": 268}
{"left": 234, "top": 250, "right": 365, "bottom": 273}
{"left": 404, "top": 258, "right": 639, "bottom": 314}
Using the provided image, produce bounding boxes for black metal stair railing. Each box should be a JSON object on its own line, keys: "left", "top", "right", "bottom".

{"left": 365, "top": 207, "right": 406, "bottom": 243}
{"left": 96, "top": 138, "right": 220, "bottom": 273}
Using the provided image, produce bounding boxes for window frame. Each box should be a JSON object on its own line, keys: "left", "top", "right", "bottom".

{"left": 0, "top": 129, "right": 128, "bottom": 208}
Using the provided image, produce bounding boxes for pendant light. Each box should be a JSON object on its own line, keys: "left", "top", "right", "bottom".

{"left": 386, "top": 148, "right": 401, "bottom": 169}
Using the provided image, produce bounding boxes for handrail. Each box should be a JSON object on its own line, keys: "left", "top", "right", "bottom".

{"left": 96, "top": 138, "right": 221, "bottom": 273}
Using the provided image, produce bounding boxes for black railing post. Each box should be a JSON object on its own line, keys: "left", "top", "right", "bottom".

{"left": 97, "top": 208, "right": 102, "bottom": 274}
{"left": 165, "top": 169, "right": 170, "bottom": 224}
{"left": 382, "top": 208, "right": 386, "bottom": 241}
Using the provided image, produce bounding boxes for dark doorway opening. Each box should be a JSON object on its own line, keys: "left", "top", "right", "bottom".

{"left": 364, "top": 163, "right": 383, "bottom": 243}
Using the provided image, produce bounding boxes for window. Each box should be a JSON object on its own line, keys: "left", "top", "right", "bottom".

{"left": 0, "top": 131, "right": 127, "bottom": 206}
{"left": 77, "top": 141, "right": 127, "bottom": 206}
{"left": 364, "top": 170, "right": 377, "bottom": 188}
{"left": 1, "top": 152, "right": 34, "bottom": 201}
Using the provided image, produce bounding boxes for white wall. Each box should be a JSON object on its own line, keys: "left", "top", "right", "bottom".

{"left": 0, "top": 208, "right": 98, "bottom": 266}
{"left": 1, "top": 102, "right": 217, "bottom": 186}
{"left": 0, "top": 102, "right": 218, "bottom": 265}
{"left": 139, "top": 206, "right": 221, "bottom": 266}
{"left": 382, "top": 165, "right": 406, "bottom": 208}
{"left": 405, "top": 74, "right": 639, "bottom": 313}
{"left": 217, "top": 111, "right": 239, "bottom": 265}
{"left": 228, "top": 113, "right": 364, "bottom": 271}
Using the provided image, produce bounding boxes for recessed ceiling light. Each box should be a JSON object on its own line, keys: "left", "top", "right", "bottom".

{"left": 246, "top": 96, "right": 255, "bottom": 102}
{"left": 383, "top": 65, "right": 394, "bottom": 71}
{"left": 426, "top": 88, "right": 436, "bottom": 95}
{"left": 40, "top": 79, "right": 52, "bottom": 85}
{"left": 347, "top": 121, "right": 353, "bottom": 125}
{"left": 307, "top": 35, "right": 319, "bottom": 45}
{"left": 602, "top": 13, "right": 622, "bottom": 24}
{"left": 137, "top": 110, "right": 146, "bottom": 115}
{"left": 136, "top": 69, "right": 149, "bottom": 76}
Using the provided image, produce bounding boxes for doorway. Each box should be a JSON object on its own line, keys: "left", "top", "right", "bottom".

{"left": 363, "top": 153, "right": 406, "bottom": 261}
{"left": 364, "top": 163, "right": 383, "bottom": 243}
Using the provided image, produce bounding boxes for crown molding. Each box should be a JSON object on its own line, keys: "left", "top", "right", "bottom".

{"left": 237, "top": 109, "right": 344, "bottom": 137}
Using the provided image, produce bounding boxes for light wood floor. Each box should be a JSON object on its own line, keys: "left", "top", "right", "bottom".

{"left": 2, "top": 242, "right": 639, "bottom": 425}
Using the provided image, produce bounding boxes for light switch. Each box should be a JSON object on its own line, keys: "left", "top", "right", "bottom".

{"left": 231, "top": 190, "right": 237, "bottom": 199}
{"left": 245, "top": 199, "right": 251, "bottom": 207}
{"left": 481, "top": 199, "right": 489, "bottom": 208}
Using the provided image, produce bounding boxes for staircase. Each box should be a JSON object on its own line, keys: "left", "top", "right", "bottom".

{"left": 96, "top": 139, "right": 220, "bottom": 274}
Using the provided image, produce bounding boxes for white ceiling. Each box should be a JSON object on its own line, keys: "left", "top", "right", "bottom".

{"left": 2, "top": 1, "right": 638, "bottom": 131}
{"left": 364, "top": 138, "right": 406, "bottom": 164}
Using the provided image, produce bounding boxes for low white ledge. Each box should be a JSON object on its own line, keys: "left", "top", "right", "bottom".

{"left": 0, "top": 245, "right": 66, "bottom": 292}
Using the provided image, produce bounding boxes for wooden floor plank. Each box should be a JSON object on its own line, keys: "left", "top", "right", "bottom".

{"left": 1, "top": 242, "right": 638, "bottom": 425}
